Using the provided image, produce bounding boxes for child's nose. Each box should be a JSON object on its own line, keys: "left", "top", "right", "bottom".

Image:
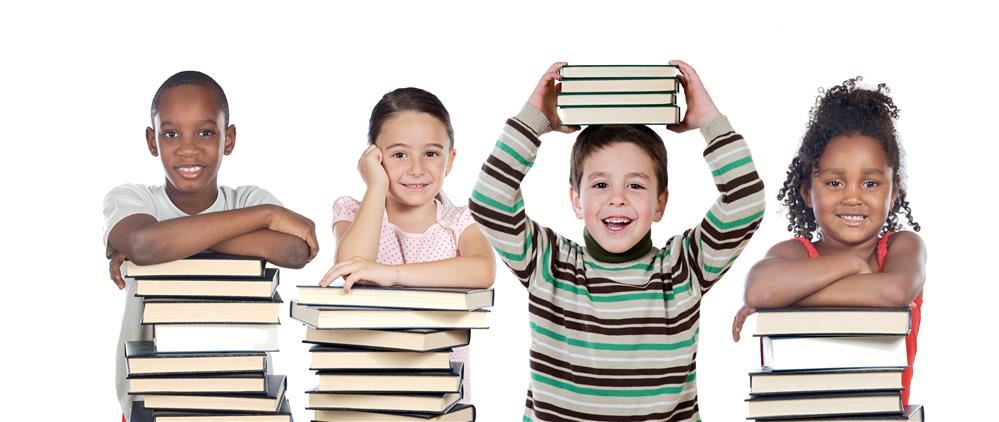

{"left": 408, "top": 159, "right": 425, "bottom": 176}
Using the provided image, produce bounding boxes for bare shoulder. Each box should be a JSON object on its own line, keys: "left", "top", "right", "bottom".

{"left": 887, "top": 231, "right": 926, "bottom": 256}
{"left": 764, "top": 238, "right": 811, "bottom": 260}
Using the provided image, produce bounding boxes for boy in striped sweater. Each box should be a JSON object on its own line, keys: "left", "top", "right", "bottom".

{"left": 470, "top": 61, "right": 765, "bottom": 421}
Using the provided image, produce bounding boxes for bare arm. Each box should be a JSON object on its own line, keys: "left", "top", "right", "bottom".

{"left": 108, "top": 204, "right": 317, "bottom": 266}
{"left": 334, "top": 146, "right": 389, "bottom": 263}
{"left": 211, "top": 230, "right": 311, "bottom": 269}
{"left": 793, "top": 232, "right": 926, "bottom": 307}
{"left": 322, "top": 223, "right": 497, "bottom": 290}
{"left": 743, "top": 239, "right": 870, "bottom": 308}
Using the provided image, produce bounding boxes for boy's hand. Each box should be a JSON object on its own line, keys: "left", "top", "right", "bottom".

{"left": 109, "top": 251, "right": 126, "bottom": 290}
{"left": 266, "top": 206, "right": 320, "bottom": 261}
{"left": 358, "top": 145, "right": 389, "bottom": 191}
{"left": 731, "top": 305, "right": 756, "bottom": 341}
{"left": 528, "top": 62, "right": 580, "bottom": 134}
{"left": 319, "top": 256, "right": 399, "bottom": 292}
{"left": 668, "top": 60, "right": 722, "bottom": 133}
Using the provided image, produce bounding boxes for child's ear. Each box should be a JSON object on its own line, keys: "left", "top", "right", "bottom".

{"left": 652, "top": 190, "right": 669, "bottom": 222}
{"left": 569, "top": 186, "right": 584, "bottom": 219}
{"left": 145, "top": 127, "right": 158, "bottom": 156}
{"left": 800, "top": 182, "right": 813, "bottom": 209}
{"left": 445, "top": 148, "right": 457, "bottom": 176}
{"left": 223, "top": 125, "right": 236, "bottom": 156}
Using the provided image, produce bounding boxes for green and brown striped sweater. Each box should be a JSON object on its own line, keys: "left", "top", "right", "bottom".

{"left": 470, "top": 104, "right": 765, "bottom": 421}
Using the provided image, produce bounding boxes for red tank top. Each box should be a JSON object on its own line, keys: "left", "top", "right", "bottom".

{"left": 794, "top": 232, "right": 921, "bottom": 407}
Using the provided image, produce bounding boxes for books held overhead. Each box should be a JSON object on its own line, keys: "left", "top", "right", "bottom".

{"left": 291, "top": 301, "right": 489, "bottom": 329}
{"left": 153, "top": 324, "right": 279, "bottom": 353}
{"left": 559, "top": 64, "right": 681, "bottom": 79}
{"left": 754, "top": 308, "right": 911, "bottom": 336}
{"left": 307, "top": 390, "right": 461, "bottom": 413}
{"left": 316, "top": 362, "right": 463, "bottom": 393}
{"left": 560, "top": 105, "right": 680, "bottom": 126}
{"left": 143, "top": 375, "right": 287, "bottom": 412}
{"left": 297, "top": 285, "right": 494, "bottom": 311}
{"left": 555, "top": 64, "right": 682, "bottom": 125}
{"left": 126, "top": 253, "right": 265, "bottom": 277}
{"left": 312, "top": 404, "right": 476, "bottom": 421}
{"left": 557, "top": 92, "right": 676, "bottom": 107}
{"left": 310, "top": 345, "right": 452, "bottom": 371}
{"left": 136, "top": 268, "right": 279, "bottom": 299}
{"left": 126, "top": 341, "right": 267, "bottom": 375}
{"left": 304, "top": 327, "right": 470, "bottom": 352}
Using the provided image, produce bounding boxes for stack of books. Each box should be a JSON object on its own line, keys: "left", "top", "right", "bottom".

{"left": 557, "top": 64, "right": 681, "bottom": 125}
{"left": 291, "top": 285, "right": 493, "bottom": 421}
{"left": 124, "top": 253, "right": 292, "bottom": 421}
{"left": 745, "top": 308, "right": 924, "bottom": 421}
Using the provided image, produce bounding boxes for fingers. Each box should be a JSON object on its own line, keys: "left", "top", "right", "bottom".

{"left": 343, "top": 272, "right": 364, "bottom": 294}
{"left": 556, "top": 125, "right": 581, "bottom": 134}
{"left": 545, "top": 61, "right": 567, "bottom": 78}
{"left": 306, "top": 233, "right": 320, "bottom": 262}
{"left": 109, "top": 253, "right": 126, "bottom": 290}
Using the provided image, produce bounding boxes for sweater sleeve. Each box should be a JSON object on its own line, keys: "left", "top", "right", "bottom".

{"left": 678, "top": 115, "right": 766, "bottom": 297}
{"left": 469, "top": 104, "right": 554, "bottom": 288}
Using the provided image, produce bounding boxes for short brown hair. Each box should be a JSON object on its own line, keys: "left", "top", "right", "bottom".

{"left": 570, "top": 125, "right": 668, "bottom": 194}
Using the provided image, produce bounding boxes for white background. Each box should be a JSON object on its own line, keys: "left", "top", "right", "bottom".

{"left": 1, "top": 1, "right": 996, "bottom": 420}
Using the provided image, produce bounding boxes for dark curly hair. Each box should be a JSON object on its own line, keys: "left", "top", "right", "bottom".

{"left": 778, "top": 77, "right": 920, "bottom": 240}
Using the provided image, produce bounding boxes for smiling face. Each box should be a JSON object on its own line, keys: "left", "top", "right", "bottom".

{"left": 571, "top": 142, "right": 668, "bottom": 253}
{"left": 374, "top": 111, "right": 455, "bottom": 208}
{"left": 802, "top": 134, "right": 897, "bottom": 248}
{"left": 146, "top": 84, "right": 233, "bottom": 198}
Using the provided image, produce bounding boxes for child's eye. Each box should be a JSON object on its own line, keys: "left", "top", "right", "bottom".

{"left": 425, "top": 151, "right": 440, "bottom": 158}
{"left": 863, "top": 180, "right": 880, "bottom": 189}
{"left": 591, "top": 182, "right": 608, "bottom": 189}
{"left": 825, "top": 180, "right": 843, "bottom": 188}
{"left": 391, "top": 152, "right": 407, "bottom": 159}
{"left": 628, "top": 183, "right": 645, "bottom": 190}
{"left": 198, "top": 129, "right": 215, "bottom": 137}
{"left": 160, "top": 130, "right": 179, "bottom": 139}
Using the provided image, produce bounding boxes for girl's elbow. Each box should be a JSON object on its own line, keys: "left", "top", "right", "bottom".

{"left": 881, "top": 282, "right": 919, "bottom": 307}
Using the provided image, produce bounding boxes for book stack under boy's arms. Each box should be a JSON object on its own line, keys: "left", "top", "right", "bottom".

{"left": 745, "top": 308, "right": 924, "bottom": 421}
{"left": 123, "top": 253, "right": 293, "bottom": 422}
{"left": 557, "top": 64, "right": 681, "bottom": 125}
{"left": 291, "top": 285, "right": 493, "bottom": 421}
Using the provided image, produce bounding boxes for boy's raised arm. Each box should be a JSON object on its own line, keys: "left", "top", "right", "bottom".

{"left": 671, "top": 60, "right": 766, "bottom": 296}
{"left": 469, "top": 62, "right": 577, "bottom": 288}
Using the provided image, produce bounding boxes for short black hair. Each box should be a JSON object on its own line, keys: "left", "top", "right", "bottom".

{"left": 570, "top": 125, "right": 668, "bottom": 195}
{"left": 150, "top": 70, "right": 229, "bottom": 127}
{"left": 778, "top": 77, "right": 920, "bottom": 240}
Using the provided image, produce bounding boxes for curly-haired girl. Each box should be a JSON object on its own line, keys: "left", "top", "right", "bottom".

{"left": 732, "top": 77, "right": 924, "bottom": 406}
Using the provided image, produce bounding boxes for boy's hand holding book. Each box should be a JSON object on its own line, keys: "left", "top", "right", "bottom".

{"left": 667, "top": 60, "right": 721, "bottom": 133}
{"left": 109, "top": 250, "right": 127, "bottom": 290}
{"left": 528, "top": 61, "right": 579, "bottom": 134}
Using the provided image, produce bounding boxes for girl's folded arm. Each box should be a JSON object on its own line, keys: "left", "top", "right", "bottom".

{"left": 794, "top": 232, "right": 926, "bottom": 307}
{"left": 744, "top": 239, "right": 867, "bottom": 308}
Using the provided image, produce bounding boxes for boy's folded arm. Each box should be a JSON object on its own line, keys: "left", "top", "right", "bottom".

{"left": 685, "top": 116, "right": 766, "bottom": 294}
{"left": 469, "top": 104, "right": 552, "bottom": 288}
{"left": 108, "top": 205, "right": 275, "bottom": 265}
{"left": 793, "top": 232, "right": 926, "bottom": 308}
{"left": 210, "top": 229, "right": 311, "bottom": 269}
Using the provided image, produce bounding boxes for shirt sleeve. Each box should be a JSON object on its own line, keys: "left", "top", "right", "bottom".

{"left": 234, "top": 186, "right": 282, "bottom": 208}
{"left": 332, "top": 196, "right": 361, "bottom": 226}
{"left": 103, "top": 184, "right": 156, "bottom": 258}
{"left": 679, "top": 115, "right": 766, "bottom": 297}
{"left": 469, "top": 103, "right": 555, "bottom": 289}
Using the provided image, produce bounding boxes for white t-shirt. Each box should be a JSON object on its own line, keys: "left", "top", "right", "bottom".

{"left": 103, "top": 183, "right": 281, "bottom": 256}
